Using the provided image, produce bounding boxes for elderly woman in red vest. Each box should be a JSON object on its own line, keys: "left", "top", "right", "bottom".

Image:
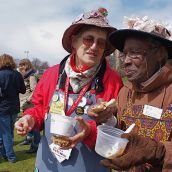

{"left": 15, "top": 8, "right": 123, "bottom": 172}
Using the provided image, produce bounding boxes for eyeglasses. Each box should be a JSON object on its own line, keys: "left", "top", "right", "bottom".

{"left": 119, "top": 47, "right": 159, "bottom": 62}
{"left": 82, "top": 36, "right": 106, "bottom": 49}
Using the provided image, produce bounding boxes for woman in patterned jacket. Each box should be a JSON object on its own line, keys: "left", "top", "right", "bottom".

{"left": 101, "top": 16, "right": 172, "bottom": 172}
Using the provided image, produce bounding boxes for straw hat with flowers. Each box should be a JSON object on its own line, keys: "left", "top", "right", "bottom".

{"left": 62, "top": 8, "right": 117, "bottom": 57}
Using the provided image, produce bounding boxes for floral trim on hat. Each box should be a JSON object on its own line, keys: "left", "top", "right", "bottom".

{"left": 98, "top": 7, "right": 108, "bottom": 17}
{"left": 73, "top": 7, "right": 109, "bottom": 24}
{"left": 123, "top": 16, "right": 171, "bottom": 40}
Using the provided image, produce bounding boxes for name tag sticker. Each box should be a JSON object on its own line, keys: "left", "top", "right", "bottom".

{"left": 143, "top": 105, "right": 163, "bottom": 119}
{"left": 49, "top": 143, "right": 72, "bottom": 163}
{"left": 49, "top": 101, "right": 64, "bottom": 114}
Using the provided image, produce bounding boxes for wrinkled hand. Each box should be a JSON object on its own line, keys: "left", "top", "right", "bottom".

{"left": 87, "top": 106, "right": 115, "bottom": 124}
{"left": 15, "top": 115, "right": 35, "bottom": 136}
{"left": 87, "top": 98, "right": 117, "bottom": 124}
{"left": 63, "top": 117, "right": 91, "bottom": 149}
{"left": 100, "top": 133, "right": 165, "bottom": 170}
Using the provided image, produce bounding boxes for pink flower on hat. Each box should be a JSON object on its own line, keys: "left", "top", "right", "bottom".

{"left": 73, "top": 7, "right": 109, "bottom": 24}
{"left": 98, "top": 7, "right": 108, "bottom": 17}
{"left": 123, "top": 16, "right": 171, "bottom": 39}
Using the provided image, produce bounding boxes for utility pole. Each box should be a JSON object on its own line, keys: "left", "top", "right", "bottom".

{"left": 24, "top": 50, "right": 29, "bottom": 58}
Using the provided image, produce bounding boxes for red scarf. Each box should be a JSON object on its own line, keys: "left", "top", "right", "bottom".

{"left": 70, "top": 54, "right": 90, "bottom": 72}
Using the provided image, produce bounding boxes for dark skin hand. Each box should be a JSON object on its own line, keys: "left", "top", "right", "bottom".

{"left": 100, "top": 132, "right": 165, "bottom": 171}
{"left": 87, "top": 106, "right": 117, "bottom": 124}
{"left": 87, "top": 98, "right": 117, "bottom": 124}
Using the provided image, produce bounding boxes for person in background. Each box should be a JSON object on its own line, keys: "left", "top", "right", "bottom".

{"left": 0, "top": 134, "right": 6, "bottom": 160}
{"left": 15, "top": 8, "right": 123, "bottom": 172}
{"left": 101, "top": 16, "right": 172, "bottom": 171}
{"left": 18, "top": 59, "right": 41, "bottom": 154}
{"left": 0, "top": 54, "right": 26, "bottom": 163}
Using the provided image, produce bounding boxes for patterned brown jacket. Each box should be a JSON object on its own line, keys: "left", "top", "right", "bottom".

{"left": 117, "top": 60, "right": 172, "bottom": 172}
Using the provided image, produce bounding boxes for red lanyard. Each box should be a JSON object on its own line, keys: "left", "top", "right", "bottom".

{"left": 64, "top": 77, "right": 91, "bottom": 116}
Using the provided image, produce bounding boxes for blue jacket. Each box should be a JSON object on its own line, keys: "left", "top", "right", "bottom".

{"left": 0, "top": 68, "right": 26, "bottom": 115}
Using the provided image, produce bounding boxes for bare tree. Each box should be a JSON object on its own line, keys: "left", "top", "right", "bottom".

{"left": 31, "top": 57, "right": 49, "bottom": 74}
{"left": 40, "top": 61, "right": 49, "bottom": 69}
{"left": 32, "top": 58, "right": 41, "bottom": 69}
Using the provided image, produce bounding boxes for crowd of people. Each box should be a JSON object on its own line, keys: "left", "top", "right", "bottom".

{"left": 0, "top": 55, "right": 40, "bottom": 163}
{"left": 1, "top": 7, "right": 172, "bottom": 172}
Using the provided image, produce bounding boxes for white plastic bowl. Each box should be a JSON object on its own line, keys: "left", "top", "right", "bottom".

{"left": 50, "top": 114, "right": 77, "bottom": 137}
{"left": 95, "top": 125, "right": 128, "bottom": 159}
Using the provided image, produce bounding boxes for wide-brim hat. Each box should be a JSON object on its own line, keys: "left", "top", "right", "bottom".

{"left": 62, "top": 8, "right": 117, "bottom": 57}
{"left": 109, "top": 29, "right": 172, "bottom": 58}
{"left": 109, "top": 16, "right": 172, "bottom": 58}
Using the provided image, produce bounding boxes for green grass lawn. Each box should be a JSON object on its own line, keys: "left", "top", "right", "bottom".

{"left": 0, "top": 132, "right": 36, "bottom": 172}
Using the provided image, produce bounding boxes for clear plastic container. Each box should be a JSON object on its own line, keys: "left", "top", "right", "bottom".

{"left": 50, "top": 114, "right": 77, "bottom": 137}
{"left": 95, "top": 125, "right": 128, "bottom": 159}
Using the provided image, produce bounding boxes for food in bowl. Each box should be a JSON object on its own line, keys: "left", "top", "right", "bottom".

{"left": 51, "top": 135, "right": 71, "bottom": 147}
{"left": 95, "top": 125, "right": 128, "bottom": 159}
{"left": 106, "top": 147, "right": 125, "bottom": 159}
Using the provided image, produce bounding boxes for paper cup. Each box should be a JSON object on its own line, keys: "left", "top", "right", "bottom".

{"left": 50, "top": 114, "right": 76, "bottom": 137}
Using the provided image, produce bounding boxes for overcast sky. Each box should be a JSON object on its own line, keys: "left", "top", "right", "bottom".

{"left": 0, "top": 0, "right": 172, "bottom": 66}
